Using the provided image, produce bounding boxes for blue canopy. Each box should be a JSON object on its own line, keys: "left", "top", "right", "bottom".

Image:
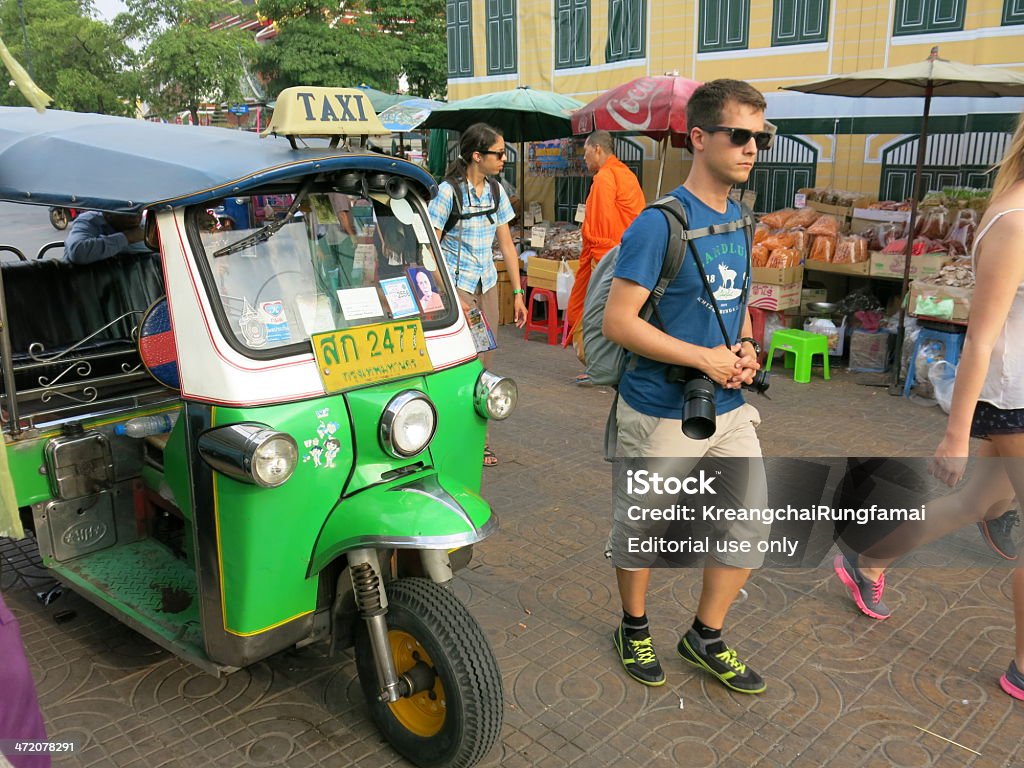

{"left": 0, "top": 107, "right": 437, "bottom": 213}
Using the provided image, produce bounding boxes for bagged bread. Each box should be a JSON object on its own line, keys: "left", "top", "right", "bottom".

{"left": 807, "top": 215, "right": 840, "bottom": 236}
{"left": 809, "top": 235, "right": 835, "bottom": 262}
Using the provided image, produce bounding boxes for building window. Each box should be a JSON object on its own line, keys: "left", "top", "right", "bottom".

{"left": 772, "top": 0, "right": 829, "bottom": 46}
{"left": 556, "top": 0, "right": 590, "bottom": 69}
{"left": 606, "top": 0, "right": 646, "bottom": 62}
{"left": 486, "top": 0, "right": 517, "bottom": 74}
{"left": 698, "top": 0, "right": 749, "bottom": 53}
{"left": 447, "top": 0, "right": 473, "bottom": 77}
{"left": 893, "top": 0, "right": 964, "bottom": 36}
{"left": 1003, "top": 0, "right": 1024, "bottom": 25}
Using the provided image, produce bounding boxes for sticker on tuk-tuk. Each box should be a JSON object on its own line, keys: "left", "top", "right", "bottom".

{"left": 312, "top": 319, "right": 434, "bottom": 392}
{"left": 303, "top": 418, "right": 342, "bottom": 469}
{"left": 259, "top": 300, "right": 292, "bottom": 343}
{"left": 337, "top": 286, "right": 385, "bottom": 322}
{"left": 379, "top": 276, "right": 420, "bottom": 319}
{"left": 240, "top": 300, "right": 268, "bottom": 347}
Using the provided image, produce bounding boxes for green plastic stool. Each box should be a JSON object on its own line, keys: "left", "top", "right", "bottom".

{"left": 764, "top": 329, "right": 831, "bottom": 383}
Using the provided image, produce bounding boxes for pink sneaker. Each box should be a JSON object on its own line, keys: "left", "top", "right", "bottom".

{"left": 999, "top": 661, "right": 1024, "bottom": 701}
{"left": 833, "top": 554, "right": 890, "bottom": 620}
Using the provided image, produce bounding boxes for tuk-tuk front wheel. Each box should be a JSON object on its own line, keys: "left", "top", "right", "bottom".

{"left": 354, "top": 578, "right": 502, "bottom": 768}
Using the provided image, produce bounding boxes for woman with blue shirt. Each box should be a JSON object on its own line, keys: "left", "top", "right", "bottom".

{"left": 429, "top": 124, "right": 527, "bottom": 466}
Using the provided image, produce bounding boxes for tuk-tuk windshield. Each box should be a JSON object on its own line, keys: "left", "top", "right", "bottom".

{"left": 192, "top": 192, "right": 455, "bottom": 354}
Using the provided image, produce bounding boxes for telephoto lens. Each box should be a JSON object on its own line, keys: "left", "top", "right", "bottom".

{"left": 682, "top": 375, "right": 717, "bottom": 439}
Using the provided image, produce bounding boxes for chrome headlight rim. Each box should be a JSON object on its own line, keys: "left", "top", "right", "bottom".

{"left": 198, "top": 423, "right": 299, "bottom": 488}
{"left": 474, "top": 370, "right": 518, "bottom": 421}
{"left": 380, "top": 390, "right": 437, "bottom": 459}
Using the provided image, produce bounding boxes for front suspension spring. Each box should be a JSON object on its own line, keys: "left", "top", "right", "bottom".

{"left": 351, "top": 561, "right": 382, "bottom": 615}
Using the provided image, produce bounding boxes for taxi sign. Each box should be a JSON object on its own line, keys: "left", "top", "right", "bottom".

{"left": 312, "top": 319, "right": 434, "bottom": 393}
{"left": 262, "top": 87, "right": 389, "bottom": 139}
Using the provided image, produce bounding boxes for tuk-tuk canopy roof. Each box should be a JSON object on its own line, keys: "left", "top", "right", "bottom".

{"left": 0, "top": 107, "right": 437, "bottom": 213}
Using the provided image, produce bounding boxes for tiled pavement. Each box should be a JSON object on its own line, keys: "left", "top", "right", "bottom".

{"left": 3, "top": 325, "right": 1022, "bottom": 767}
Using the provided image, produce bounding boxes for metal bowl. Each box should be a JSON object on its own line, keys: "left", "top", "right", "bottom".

{"left": 806, "top": 301, "right": 840, "bottom": 315}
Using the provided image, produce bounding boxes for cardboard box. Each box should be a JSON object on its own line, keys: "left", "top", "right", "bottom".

{"left": 784, "top": 287, "right": 828, "bottom": 317}
{"left": 804, "top": 260, "right": 871, "bottom": 276}
{"left": 909, "top": 282, "right": 972, "bottom": 323}
{"left": 752, "top": 265, "right": 804, "bottom": 286}
{"left": 848, "top": 330, "right": 894, "bottom": 373}
{"left": 527, "top": 257, "right": 579, "bottom": 292}
{"left": 750, "top": 281, "right": 801, "bottom": 311}
{"left": 869, "top": 251, "right": 950, "bottom": 281}
{"left": 850, "top": 208, "right": 911, "bottom": 236}
{"left": 798, "top": 189, "right": 876, "bottom": 220}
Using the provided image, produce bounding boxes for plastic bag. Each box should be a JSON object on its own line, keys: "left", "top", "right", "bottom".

{"left": 763, "top": 311, "right": 788, "bottom": 355}
{"left": 834, "top": 234, "right": 869, "bottom": 264}
{"left": 929, "top": 360, "right": 957, "bottom": 413}
{"left": 556, "top": 258, "right": 575, "bottom": 310}
{"left": 913, "top": 340, "right": 945, "bottom": 398}
{"left": 805, "top": 317, "right": 840, "bottom": 352}
{"left": 809, "top": 235, "right": 835, "bottom": 262}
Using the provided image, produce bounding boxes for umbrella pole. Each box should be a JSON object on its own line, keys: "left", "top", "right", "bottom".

{"left": 520, "top": 140, "right": 527, "bottom": 240}
{"left": 890, "top": 83, "right": 934, "bottom": 394}
{"left": 656, "top": 138, "right": 668, "bottom": 196}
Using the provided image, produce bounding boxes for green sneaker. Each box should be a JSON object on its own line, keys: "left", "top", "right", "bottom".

{"left": 677, "top": 629, "right": 766, "bottom": 694}
{"left": 613, "top": 622, "right": 665, "bottom": 686}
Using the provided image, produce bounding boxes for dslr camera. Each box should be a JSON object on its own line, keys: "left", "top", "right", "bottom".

{"left": 666, "top": 362, "right": 769, "bottom": 440}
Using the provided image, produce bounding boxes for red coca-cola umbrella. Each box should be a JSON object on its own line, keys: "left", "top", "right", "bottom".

{"left": 572, "top": 75, "right": 702, "bottom": 193}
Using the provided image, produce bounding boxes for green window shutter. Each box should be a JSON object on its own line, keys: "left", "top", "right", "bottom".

{"left": 1004, "top": 0, "right": 1024, "bottom": 25}
{"left": 606, "top": 0, "right": 646, "bottom": 62}
{"left": 556, "top": 0, "right": 590, "bottom": 69}
{"left": 699, "top": 0, "right": 749, "bottom": 52}
{"left": 447, "top": 0, "right": 474, "bottom": 76}
{"left": 893, "top": 0, "right": 964, "bottom": 35}
{"left": 487, "top": 0, "right": 518, "bottom": 74}
{"left": 773, "top": 0, "right": 828, "bottom": 46}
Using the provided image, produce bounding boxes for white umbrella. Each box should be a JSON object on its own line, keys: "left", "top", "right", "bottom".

{"left": 785, "top": 47, "right": 1024, "bottom": 390}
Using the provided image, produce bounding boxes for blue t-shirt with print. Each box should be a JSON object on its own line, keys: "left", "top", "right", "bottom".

{"left": 615, "top": 186, "right": 750, "bottom": 420}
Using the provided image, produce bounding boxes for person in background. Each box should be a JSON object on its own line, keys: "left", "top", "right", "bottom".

{"left": 63, "top": 211, "right": 152, "bottom": 264}
{"left": 427, "top": 123, "right": 527, "bottom": 467}
{"left": 837, "top": 113, "right": 1024, "bottom": 701}
{"left": 0, "top": 592, "right": 51, "bottom": 768}
{"left": 567, "top": 130, "right": 646, "bottom": 385}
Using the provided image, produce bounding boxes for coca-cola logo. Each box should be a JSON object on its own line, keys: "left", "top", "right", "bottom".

{"left": 605, "top": 79, "right": 667, "bottom": 131}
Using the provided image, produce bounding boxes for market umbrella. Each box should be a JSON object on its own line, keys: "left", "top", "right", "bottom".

{"left": 572, "top": 75, "right": 702, "bottom": 195}
{"left": 378, "top": 98, "right": 443, "bottom": 133}
{"left": 785, "top": 46, "right": 1024, "bottom": 391}
{"left": 355, "top": 85, "right": 408, "bottom": 113}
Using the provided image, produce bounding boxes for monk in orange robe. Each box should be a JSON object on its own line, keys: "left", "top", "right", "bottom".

{"left": 566, "top": 130, "right": 645, "bottom": 354}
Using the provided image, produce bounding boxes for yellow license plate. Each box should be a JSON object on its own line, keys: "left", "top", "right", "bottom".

{"left": 312, "top": 320, "right": 434, "bottom": 392}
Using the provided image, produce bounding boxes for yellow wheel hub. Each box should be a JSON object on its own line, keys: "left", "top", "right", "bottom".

{"left": 387, "top": 629, "right": 446, "bottom": 737}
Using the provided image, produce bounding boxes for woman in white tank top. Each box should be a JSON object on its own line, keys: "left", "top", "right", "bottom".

{"left": 834, "top": 116, "right": 1024, "bottom": 701}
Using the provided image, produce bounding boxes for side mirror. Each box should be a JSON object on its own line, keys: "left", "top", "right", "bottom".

{"left": 144, "top": 211, "right": 159, "bottom": 251}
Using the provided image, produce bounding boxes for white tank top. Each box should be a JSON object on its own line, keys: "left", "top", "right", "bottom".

{"left": 974, "top": 208, "right": 1024, "bottom": 409}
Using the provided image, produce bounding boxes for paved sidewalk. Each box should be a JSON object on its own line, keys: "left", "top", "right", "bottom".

{"left": 3, "top": 325, "right": 1022, "bottom": 768}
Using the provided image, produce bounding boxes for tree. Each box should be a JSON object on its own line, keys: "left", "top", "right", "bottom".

{"left": 0, "top": 0, "right": 139, "bottom": 115}
{"left": 255, "top": 0, "right": 447, "bottom": 100}
{"left": 123, "top": 0, "right": 259, "bottom": 125}
{"left": 367, "top": 0, "right": 446, "bottom": 99}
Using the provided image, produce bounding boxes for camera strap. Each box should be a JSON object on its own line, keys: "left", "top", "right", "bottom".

{"left": 652, "top": 197, "right": 754, "bottom": 347}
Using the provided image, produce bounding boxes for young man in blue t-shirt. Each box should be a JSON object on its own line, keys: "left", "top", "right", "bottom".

{"left": 604, "top": 79, "right": 773, "bottom": 693}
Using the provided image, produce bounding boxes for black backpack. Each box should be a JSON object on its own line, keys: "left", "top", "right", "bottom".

{"left": 440, "top": 177, "right": 504, "bottom": 240}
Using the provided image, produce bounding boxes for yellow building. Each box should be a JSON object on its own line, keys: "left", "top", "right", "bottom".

{"left": 445, "top": 0, "right": 1024, "bottom": 214}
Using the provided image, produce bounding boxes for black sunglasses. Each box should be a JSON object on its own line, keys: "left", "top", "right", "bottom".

{"left": 479, "top": 149, "right": 506, "bottom": 159}
{"left": 701, "top": 126, "right": 773, "bottom": 151}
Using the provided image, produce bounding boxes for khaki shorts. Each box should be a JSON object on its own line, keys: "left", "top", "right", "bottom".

{"left": 458, "top": 286, "right": 499, "bottom": 369}
{"left": 608, "top": 398, "right": 770, "bottom": 570}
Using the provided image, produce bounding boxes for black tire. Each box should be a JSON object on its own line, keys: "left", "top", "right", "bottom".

{"left": 49, "top": 208, "right": 69, "bottom": 230}
{"left": 354, "top": 578, "right": 503, "bottom": 768}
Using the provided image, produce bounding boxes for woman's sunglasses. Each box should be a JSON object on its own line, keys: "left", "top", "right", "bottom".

{"left": 479, "top": 149, "right": 507, "bottom": 159}
{"left": 701, "top": 126, "right": 773, "bottom": 151}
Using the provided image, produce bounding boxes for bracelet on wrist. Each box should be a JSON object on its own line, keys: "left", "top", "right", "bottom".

{"left": 512, "top": 288, "right": 525, "bottom": 296}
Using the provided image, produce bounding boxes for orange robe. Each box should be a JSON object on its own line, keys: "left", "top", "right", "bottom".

{"left": 566, "top": 155, "right": 645, "bottom": 335}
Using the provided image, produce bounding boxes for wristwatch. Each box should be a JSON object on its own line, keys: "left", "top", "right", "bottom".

{"left": 739, "top": 337, "right": 761, "bottom": 355}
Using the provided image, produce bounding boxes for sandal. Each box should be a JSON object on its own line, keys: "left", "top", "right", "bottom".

{"left": 574, "top": 373, "right": 593, "bottom": 387}
{"left": 483, "top": 446, "right": 498, "bottom": 467}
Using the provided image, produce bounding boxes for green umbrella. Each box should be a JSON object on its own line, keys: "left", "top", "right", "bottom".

{"left": 420, "top": 86, "right": 582, "bottom": 142}
{"left": 421, "top": 86, "right": 584, "bottom": 223}
{"left": 427, "top": 129, "right": 450, "bottom": 179}
{"left": 355, "top": 85, "right": 408, "bottom": 113}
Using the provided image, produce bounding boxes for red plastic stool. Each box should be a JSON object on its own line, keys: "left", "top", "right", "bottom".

{"left": 523, "top": 288, "right": 561, "bottom": 345}
{"left": 748, "top": 307, "right": 769, "bottom": 364}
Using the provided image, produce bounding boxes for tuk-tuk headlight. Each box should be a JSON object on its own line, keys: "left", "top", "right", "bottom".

{"left": 474, "top": 371, "right": 517, "bottom": 420}
{"left": 380, "top": 391, "right": 437, "bottom": 458}
{"left": 198, "top": 424, "right": 298, "bottom": 488}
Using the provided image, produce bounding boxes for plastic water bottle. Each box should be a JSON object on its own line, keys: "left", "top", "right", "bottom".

{"left": 114, "top": 412, "right": 178, "bottom": 438}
